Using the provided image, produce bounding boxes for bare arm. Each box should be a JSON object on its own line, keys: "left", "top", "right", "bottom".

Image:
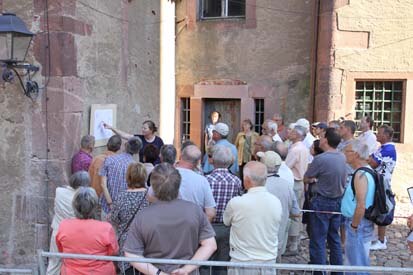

{"left": 204, "top": 207, "right": 216, "bottom": 222}
{"left": 103, "top": 122, "right": 133, "bottom": 140}
{"left": 124, "top": 252, "right": 168, "bottom": 275}
{"left": 303, "top": 177, "right": 316, "bottom": 185}
{"left": 368, "top": 156, "right": 379, "bottom": 169}
{"left": 100, "top": 176, "right": 112, "bottom": 206}
{"left": 171, "top": 237, "right": 217, "bottom": 275}
{"left": 352, "top": 172, "right": 368, "bottom": 228}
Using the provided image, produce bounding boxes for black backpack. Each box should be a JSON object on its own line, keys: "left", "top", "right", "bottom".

{"left": 351, "top": 167, "right": 395, "bottom": 226}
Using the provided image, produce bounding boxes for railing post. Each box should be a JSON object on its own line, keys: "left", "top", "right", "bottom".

{"left": 32, "top": 265, "right": 39, "bottom": 275}
{"left": 37, "top": 250, "right": 46, "bottom": 275}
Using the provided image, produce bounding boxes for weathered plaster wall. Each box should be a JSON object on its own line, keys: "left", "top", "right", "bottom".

{"left": 175, "top": 0, "right": 316, "bottom": 123}
{"left": 76, "top": 0, "right": 161, "bottom": 138}
{"left": 0, "top": 0, "right": 160, "bottom": 267}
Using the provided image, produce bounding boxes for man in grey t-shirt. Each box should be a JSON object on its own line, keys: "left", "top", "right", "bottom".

{"left": 304, "top": 128, "right": 347, "bottom": 273}
{"left": 124, "top": 163, "right": 216, "bottom": 275}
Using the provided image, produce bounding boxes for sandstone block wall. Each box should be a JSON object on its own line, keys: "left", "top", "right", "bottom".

{"left": 0, "top": 0, "right": 160, "bottom": 266}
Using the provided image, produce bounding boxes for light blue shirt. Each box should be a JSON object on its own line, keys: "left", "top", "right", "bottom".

{"left": 203, "top": 139, "right": 239, "bottom": 175}
{"left": 341, "top": 167, "right": 375, "bottom": 218}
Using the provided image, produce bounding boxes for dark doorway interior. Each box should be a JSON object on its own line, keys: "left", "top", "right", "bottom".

{"left": 204, "top": 99, "right": 241, "bottom": 146}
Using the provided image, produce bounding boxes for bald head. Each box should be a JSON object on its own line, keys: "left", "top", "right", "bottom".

{"left": 243, "top": 161, "right": 267, "bottom": 188}
{"left": 181, "top": 145, "right": 202, "bottom": 166}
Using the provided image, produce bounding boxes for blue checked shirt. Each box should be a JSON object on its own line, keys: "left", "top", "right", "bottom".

{"left": 99, "top": 152, "right": 134, "bottom": 213}
{"left": 206, "top": 168, "right": 242, "bottom": 223}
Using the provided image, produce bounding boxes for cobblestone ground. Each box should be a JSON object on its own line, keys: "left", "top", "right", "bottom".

{"left": 279, "top": 185, "right": 413, "bottom": 274}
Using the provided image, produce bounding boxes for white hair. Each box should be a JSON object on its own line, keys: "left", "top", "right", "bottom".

{"left": 212, "top": 145, "right": 234, "bottom": 168}
{"left": 293, "top": 125, "right": 307, "bottom": 140}
{"left": 268, "top": 121, "right": 278, "bottom": 133}
{"left": 350, "top": 139, "right": 370, "bottom": 160}
{"left": 244, "top": 164, "right": 267, "bottom": 186}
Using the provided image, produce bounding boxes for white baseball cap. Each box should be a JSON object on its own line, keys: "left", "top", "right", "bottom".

{"left": 296, "top": 118, "right": 310, "bottom": 130}
{"left": 256, "top": 151, "right": 282, "bottom": 168}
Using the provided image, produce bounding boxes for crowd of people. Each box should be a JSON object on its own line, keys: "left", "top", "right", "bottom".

{"left": 47, "top": 114, "right": 408, "bottom": 275}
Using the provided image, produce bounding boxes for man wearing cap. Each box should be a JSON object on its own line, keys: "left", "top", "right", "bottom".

{"left": 259, "top": 151, "right": 300, "bottom": 261}
{"left": 296, "top": 118, "right": 316, "bottom": 150}
{"left": 203, "top": 122, "right": 239, "bottom": 175}
{"left": 311, "top": 122, "right": 327, "bottom": 139}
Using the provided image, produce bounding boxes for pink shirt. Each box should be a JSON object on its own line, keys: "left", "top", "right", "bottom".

{"left": 285, "top": 141, "right": 309, "bottom": 181}
{"left": 56, "top": 219, "right": 119, "bottom": 275}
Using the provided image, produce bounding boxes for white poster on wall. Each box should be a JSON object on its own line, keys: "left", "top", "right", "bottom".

{"left": 90, "top": 104, "right": 117, "bottom": 147}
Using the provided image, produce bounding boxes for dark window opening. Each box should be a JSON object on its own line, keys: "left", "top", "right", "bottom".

{"left": 254, "top": 98, "right": 264, "bottom": 134}
{"left": 181, "top": 98, "right": 191, "bottom": 143}
{"left": 355, "top": 81, "right": 403, "bottom": 142}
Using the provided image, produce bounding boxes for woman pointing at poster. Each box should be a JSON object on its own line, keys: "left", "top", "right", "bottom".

{"left": 103, "top": 121, "right": 164, "bottom": 164}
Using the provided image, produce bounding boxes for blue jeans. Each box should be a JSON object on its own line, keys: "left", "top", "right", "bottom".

{"left": 309, "top": 195, "right": 343, "bottom": 275}
{"left": 344, "top": 218, "right": 374, "bottom": 275}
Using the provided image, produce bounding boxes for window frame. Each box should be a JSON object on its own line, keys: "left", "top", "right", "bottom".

{"left": 200, "top": 0, "right": 246, "bottom": 20}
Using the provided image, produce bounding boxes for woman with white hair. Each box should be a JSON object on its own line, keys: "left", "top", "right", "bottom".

{"left": 46, "top": 171, "right": 90, "bottom": 275}
{"left": 56, "top": 187, "right": 119, "bottom": 275}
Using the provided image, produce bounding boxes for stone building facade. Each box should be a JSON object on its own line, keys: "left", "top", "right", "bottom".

{"left": 0, "top": 0, "right": 413, "bottom": 268}
{"left": 0, "top": 0, "right": 161, "bottom": 266}
{"left": 175, "top": 0, "right": 317, "bottom": 147}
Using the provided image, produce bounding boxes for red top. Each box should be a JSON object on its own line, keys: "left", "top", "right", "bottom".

{"left": 56, "top": 219, "right": 119, "bottom": 275}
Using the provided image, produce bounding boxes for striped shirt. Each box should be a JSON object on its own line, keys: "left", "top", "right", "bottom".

{"left": 99, "top": 152, "right": 134, "bottom": 213}
{"left": 206, "top": 168, "right": 242, "bottom": 223}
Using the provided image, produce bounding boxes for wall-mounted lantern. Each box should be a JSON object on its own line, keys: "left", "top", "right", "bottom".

{"left": 0, "top": 13, "right": 39, "bottom": 100}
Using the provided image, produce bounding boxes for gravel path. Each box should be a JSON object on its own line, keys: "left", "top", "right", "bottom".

{"left": 280, "top": 190, "right": 413, "bottom": 273}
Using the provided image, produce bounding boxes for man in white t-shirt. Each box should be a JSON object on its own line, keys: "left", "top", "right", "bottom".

{"left": 357, "top": 115, "right": 378, "bottom": 155}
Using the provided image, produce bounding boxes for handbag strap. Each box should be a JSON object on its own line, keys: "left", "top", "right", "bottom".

{"left": 118, "top": 190, "right": 148, "bottom": 238}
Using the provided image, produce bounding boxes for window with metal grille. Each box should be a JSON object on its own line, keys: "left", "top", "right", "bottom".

{"left": 181, "top": 98, "right": 191, "bottom": 143}
{"left": 254, "top": 98, "right": 264, "bottom": 134}
{"left": 355, "top": 81, "right": 403, "bottom": 142}
{"left": 201, "top": 0, "right": 246, "bottom": 18}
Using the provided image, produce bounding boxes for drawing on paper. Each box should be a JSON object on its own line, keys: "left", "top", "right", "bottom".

{"left": 90, "top": 104, "right": 117, "bottom": 147}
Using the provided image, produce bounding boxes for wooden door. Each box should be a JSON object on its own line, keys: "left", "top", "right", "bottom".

{"left": 204, "top": 99, "right": 241, "bottom": 145}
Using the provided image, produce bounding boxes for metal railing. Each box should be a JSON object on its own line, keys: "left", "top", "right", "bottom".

{"left": 37, "top": 250, "right": 413, "bottom": 275}
{"left": 0, "top": 267, "right": 37, "bottom": 274}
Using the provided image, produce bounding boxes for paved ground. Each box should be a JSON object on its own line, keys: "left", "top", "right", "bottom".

{"left": 279, "top": 189, "right": 413, "bottom": 273}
